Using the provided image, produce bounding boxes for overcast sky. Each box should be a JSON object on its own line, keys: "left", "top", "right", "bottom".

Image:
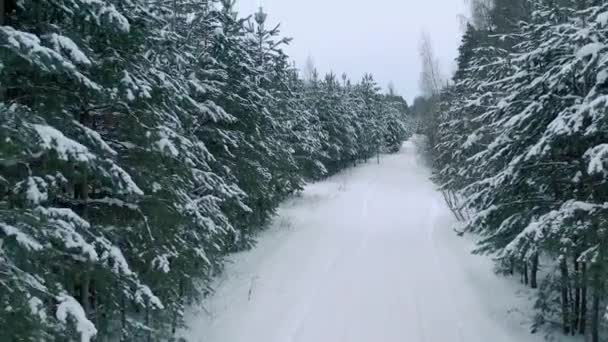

{"left": 237, "top": 0, "right": 467, "bottom": 103}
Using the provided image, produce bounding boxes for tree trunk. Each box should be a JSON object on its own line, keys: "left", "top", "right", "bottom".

{"left": 172, "top": 300, "right": 179, "bottom": 334}
{"left": 81, "top": 167, "right": 89, "bottom": 216}
{"left": 523, "top": 260, "right": 529, "bottom": 285}
{"left": 79, "top": 165, "right": 92, "bottom": 315}
{"left": 530, "top": 252, "right": 539, "bottom": 289}
{"left": 0, "top": 0, "right": 17, "bottom": 29}
{"left": 120, "top": 293, "right": 127, "bottom": 342}
{"left": 442, "top": 190, "right": 464, "bottom": 222}
{"left": 579, "top": 262, "right": 587, "bottom": 335}
{"left": 90, "top": 277, "right": 98, "bottom": 329}
{"left": 0, "top": 0, "right": 5, "bottom": 26}
{"left": 560, "top": 257, "right": 570, "bottom": 334}
{"left": 0, "top": 0, "right": 5, "bottom": 105}
{"left": 509, "top": 258, "right": 515, "bottom": 276}
{"left": 146, "top": 301, "right": 152, "bottom": 342}
{"left": 80, "top": 272, "right": 91, "bottom": 315}
{"left": 172, "top": 279, "right": 184, "bottom": 334}
{"left": 591, "top": 283, "right": 600, "bottom": 342}
{"left": 572, "top": 257, "right": 580, "bottom": 335}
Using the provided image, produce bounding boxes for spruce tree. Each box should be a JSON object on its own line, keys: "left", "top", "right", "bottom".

{"left": 433, "top": 0, "right": 608, "bottom": 338}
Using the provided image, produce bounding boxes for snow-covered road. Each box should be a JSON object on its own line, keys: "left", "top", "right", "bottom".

{"left": 181, "top": 138, "right": 549, "bottom": 342}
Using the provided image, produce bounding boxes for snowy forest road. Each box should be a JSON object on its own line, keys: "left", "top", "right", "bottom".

{"left": 181, "top": 137, "right": 547, "bottom": 342}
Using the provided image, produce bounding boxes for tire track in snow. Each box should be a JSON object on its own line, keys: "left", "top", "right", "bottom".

{"left": 426, "top": 194, "right": 466, "bottom": 342}
{"left": 283, "top": 173, "right": 378, "bottom": 342}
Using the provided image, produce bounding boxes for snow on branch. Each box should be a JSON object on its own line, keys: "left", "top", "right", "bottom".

{"left": 584, "top": 144, "right": 608, "bottom": 176}
{"left": 56, "top": 293, "right": 97, "bottom": 342}
{"left": 0, "top": 27, "right": 101, "bottom": 90}
{"left": 32, "top": 124, "right": 96, "bottom": 162}
{"left": 45, "top": 33, "right": 92, "bottom": 66}
{"left": 0, "top": 222, "right": 43, "bottom": 251}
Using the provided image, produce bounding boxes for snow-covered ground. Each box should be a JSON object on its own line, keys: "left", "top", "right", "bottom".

{"left": 180, "top": 137, "right": 566, "bottom": 342}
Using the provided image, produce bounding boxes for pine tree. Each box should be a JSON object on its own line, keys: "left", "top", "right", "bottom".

{"left": 433, "top": 0, "right": 608, "bottom": 338}
{"left": 0, "top": 1, "right": 413, "bottom": 340}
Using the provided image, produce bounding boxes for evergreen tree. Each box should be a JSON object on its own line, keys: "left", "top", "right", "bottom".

{"left": 433, "top": 0, "right": 608, "bottom": 339}
{"left": 0, "top": 1, "right": 412, "bottom": 340}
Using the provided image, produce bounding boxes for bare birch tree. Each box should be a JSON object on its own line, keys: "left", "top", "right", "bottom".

{"left": 418, "top": 32, "right": 443, "bottom": 98}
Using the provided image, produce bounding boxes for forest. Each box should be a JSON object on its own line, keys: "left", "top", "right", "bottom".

{"left": 0, "top": 0, "right": 412, "bottom": 340}
{"left": 4, "top": 0, "right": 608, "bottom": 340}
{"left": 419, "top": 0, "right": 608, "bottom": 340}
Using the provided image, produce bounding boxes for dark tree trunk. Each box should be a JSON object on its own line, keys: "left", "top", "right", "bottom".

{"left": 0, "top": 0, "right": 6, "bottom": 104}
{"left": 560, "top": 257, "right": 570, "bottom": 334}
{"left": 90, "top": 277, "right": 98, "bottom": 328}
{"left": 579, "top": 262, "right": 587, "bottom": 335}
{"left": 80, "top": 273, "right": 91, "bottom": 315}
{"left": 78, "top": 163, "right": 92, "bottom": 315}
{"left": 146, "top": 301, "right": 152, "bottom": 342}
{"left": 591, "top": 285, "right": 600, "bottom": 342}
{"left": 591, "top": 265, "right": 604, "bottom": 342}
{"left": 0, "top": 0, "right": 9, "bottom": 26}
{"left": 530, "top": 252, "right": 539, "bottom": 289}
{"left": 509, "top": 258, "right": 515, "bottom": 276}
{"left": 172, "top": 301, "right": 179, "bottom": 334}
{"left": 573, "top": 258, "right": 580, "bottom": 336}
{"left": 81, "top": 168, "right": 89, "bottom": 218}
{"left": 0, "top": 0, "right": 16, "bottom": 26}
{"left": 172, "top": 279, "right": 184, "bottom": 334}
{"left": 120, "top": 294, "right": 127, "bottom": 342}
{"left": 523, "top": 260, "right": 528, "bottom": 285}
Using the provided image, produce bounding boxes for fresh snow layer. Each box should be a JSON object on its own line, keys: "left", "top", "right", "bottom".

{"left": 181, "top": 137, "right": 564, "bottom": 342}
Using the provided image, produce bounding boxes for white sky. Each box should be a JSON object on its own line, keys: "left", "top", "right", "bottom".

{"left": 237, "top": 0, "right": 467, "bottom": 103}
